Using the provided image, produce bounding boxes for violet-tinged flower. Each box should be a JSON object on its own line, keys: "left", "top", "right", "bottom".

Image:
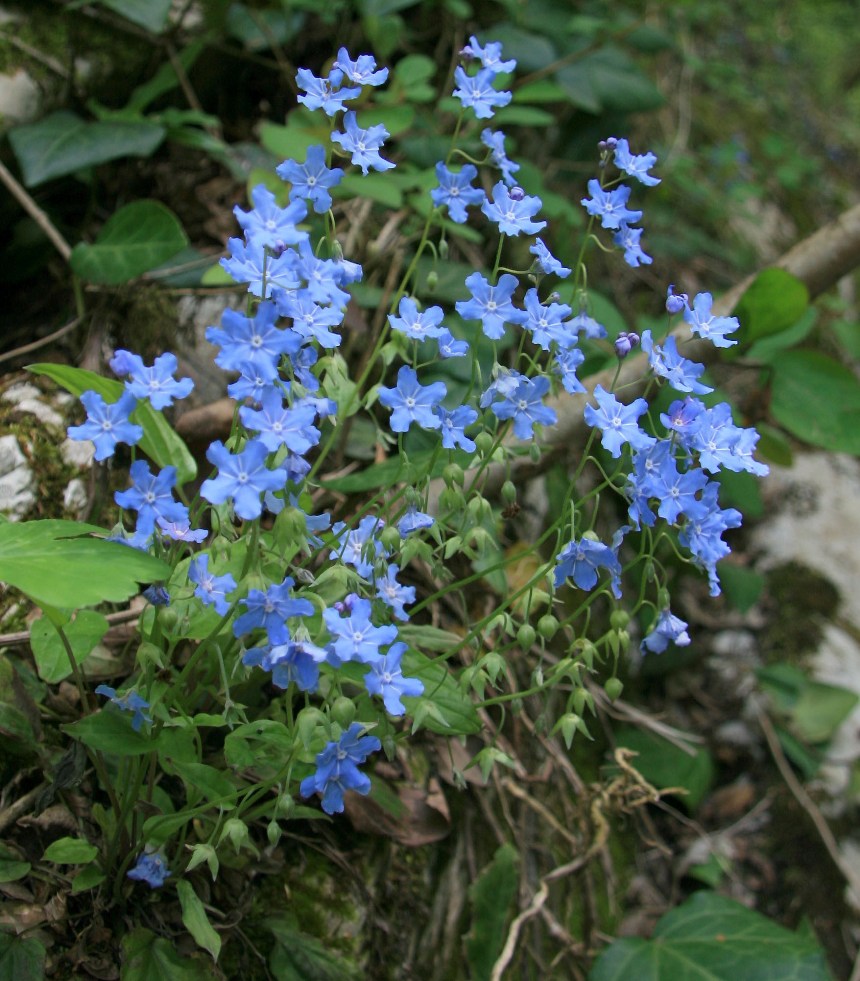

{"left": 157, "top": 515, "right": 207, "bottom": 544}
{"left": 331, "top": 112, "right": 394, "bottom": 175}
{"left": 452, "top": 66, "right": 512, "bottom": 119}
{"left": 481, "top": 129, "right": 521, "bottom": 186}
{"left": 276, "top": 290, "right": 344, "bottom": 348}
{"left": 67, "top": 390, "right": 142, "bottom": 462}
{"left": 553, "top": 347, "right": 586, "bottom": 394}
{"left": 640, "top": 330, "right": 713, "bottom": 395}
{"left": 233, "top": 575, "right": 314, "bottom": 645}
{"left": 490, "top": 374, "right": 557, "bottom": 440}
{"left": 570, "top": 312, "right": 607, "bottom": 341}
{"left": 530, "top": 238, "right": 571, "bottom": 278}
{"left": 127, "top": 850, "right": 170, "bottom": 888}
{"left": 200, "top": 439, "right": 287, "bottom": 521}
{"left": 462, "top": 36, "right": 516, "bottom": 74}
{"left": 375, "top": 565, "right": 416, "bottom": 621}
{"left": 522, "top": 288, "right": 575, "bottom": 350}
{"left": 641, "top": 609, "right": 691, "bottom": 654}
{"left": 580, "top": 180, "right": 643, "bottom": 230}
{"left": 437, "top": 330, "right": 470, "bottom": 358}
{"left": 95, "top": 684, "right": 152, "bottom": 731}
{"left": 554, "top": 536, "right": 622, "bottom": 598}
{"left": 388, "top": 297, "right": 446, "bottom": 341}
{"left": 481, "top": 182, "right": 546, "bottom": 237}
{"left": 300, "top": 722, "right": 381, "bottom": 815}
{"left": 430, "top": 162, "right": 486, "bottom": 223}
{"left": 233, "top": 185, "right": 308, "bottom": 251}
{"left": 277, "top": 145, "right": 344, "bottom": 214}
{"left": 115, "top": 460, "right": 185, "bottom": 525}
{"left": 666, "top": 285, "right": 689, "bottom": 315}
{"left": 455, "top": 272, "right": 527, "bottom": 340}
{"left": 364, "top": 641, "right": 424, "bottom": 715}
{"left": 206, "top": 302, "right": 301, "bottom": 380}
{"left": 614, "top": 222, "right": 652, "bottom": 267}
{"left": 435, "top": 403, "right": 478, "bottom": 452}
{"left": 226, "top": 362, "right": 281, "bottom": 405}
{"left": 296, "top": 67, "right": 361, "bottom": 115}
{"left": 614, "top": 331, "right": 640, "bottom": 358}
{"left": 584, "top": 384, "right": 655, "bottom": 458}
{"left": 188, "top": 554, "right": 237, "bottom": 616}
{"left": 110, "top": 349, "right": 194, "bottom": 410}
{"left": 378, "top": 365, "right": 446, "bottom": 433}
{"left": 323, "top": 595, "right": 398, "bottom": 664}
{"left": 613, "top": 138, "right": 661, "bottom": 186}
{"left": 331, "top": 515, "right": 388, "bottom": 579}
{"left": 220, "top": 237, "right": 301, "bottom": 297}
{"left": 683, "top": 292, "right": 740, "bottom": 348}
{"left": 333, "top": 47, "right": 389, "bottom": 87}
{"left": 398, "top": 507, "right": 434, "bottom": 536}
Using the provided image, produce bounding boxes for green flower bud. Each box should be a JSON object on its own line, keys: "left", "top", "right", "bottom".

{"left": 331, "top": 696, "right": 356, "bottom": 729}
{"left": 517, "top": 623, "right": 536, "bottom": 649}
{"left": 426, "top": 270, "right": 439, "bottom": 292}
{"left": 501, "top": 481, "right": 517, "bottom": 505}
{"left": 475, "top": 432, "right": 495, "bottom": 456}
{"left": 380, "top": 525, "right": 401, "bottom": 552}
{"left": 537, "top": 614, "right": 559, "bottom": 639}
{"left": 610, "top": 609, "right": 630, "bottom": 631}
{"left": 604, "top": 677, "right": 624, "bottom": 701}
{"left": 443, "top": 463, "right": 465, "bottom": 488}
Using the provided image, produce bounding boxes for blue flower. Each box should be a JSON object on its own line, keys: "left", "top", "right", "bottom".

{"left": 455, "top": 272, "right": 527, "bottom": 340}
{"left": 522, "top": 288, "right": 575, "bottom": 350}
{"left": 110, "top": 349, "right": 194, "bottom": 410}
{"left": 666, "top": 285, "right": 689, "bottom": 314}
{"left": 462, "top": 36, "right": 516, "bottom": 74}
{"left": 430, "top": 162, "right": 486, "bottom": 223}
{"left": 115, "top": 460, "right": 185, "bottom": 525}
{"left": 219, "top": 237, "right": 301, "bottom": 297}
{"left": 583, "top": 385, "right": 655, "bottom": 458}
{"left": 233, "top": 575, "right": 314, "bottom": 645}
{"left": 641, "top": 609, "right": 691, "bottom": 654}
{"left": 296, "top": 67, "right": 360, "bottom": 115}
{"left": 614, "top": 138, "right": 661, "bottom": 186}
{"left": 553, "top": 347, "right": 586, "bottom": 394}
{"left": 156, "top": 516, "right": 207, "bottom": 543}
{"left": 640, "top": 331, "right": 712, "bottom": 395}
{"left": 233, "top": 184, "right": 308, "bottom": 251}
{"left": 239, "top": 388, "right": 320, "bottom": 454}
{"left": 378, "top": 366, "right": 446, "bottom": 433}
{"left": 435, "top": 404, "right": 479, "bottom": 452}
{"left": 453, "top": 66, "right": 512, "bottom": 119}
{"left": 397, "top": 507, "right": 434, "bottom": 536}
{"left": 276, "top": 145, "right": 344, "bottom": 214}
{"left": 490, "top": 375, "right": 557, "bottom": 440}
{"left": 554, "top": 536, "right": 622, "bottom": 598}
{"left": 570, "top": 312, "right": 607, "bottom": 340}
{"left": 323, "top": 595, "right": 398, "bottom": 664}
{"left": 580, "top": 180, "right": 643, "bottom": 230}
{"left": 614, "top": 222, "right": 652, "bottom": 268}
{"left": 678, "top": 484, "right": 742, "bottom": 596}
{"left": 95, "top": 684, "right": 152, "bottom": 731}
{"left": 333, "top": 48, "right": 389, "bottom": 87}
{"left": 244, "top": 640, "right": 325, "bottom": 693}
{"left": 288, "top": 239, "right": 352, "bottom": 307}
{"left": 331, "top": 112, "right": 395, "bottom": 174}
{"left": 388, "top": 297, "right": 446, "bottom": 341}
{"left": 188, "top": 554, "right": 237, "bottom": 615}
{"left": 127, "top": 850, "right": 170, "bottom": 888}
{"left": 480, "top": 129, "right": 520, "bottom": 186}
{"left": 530, "top": 238, "right": 571, "bottom": 278}
{"left": 375, "top": 565, "right": 416, "bottom": 621}
{"left": 481, "top": 182, "right": 546, "bottom": 237}
{"left": 275, "top": 291, "right": 343, "bottom": 348}
{"left": 437, "top": 330, "right": 469, "bottom": 358}
{"left": 300, "top": 722, "right": 381, "bottom": 815}
{"left": 331, "top": 515, "right": 388, "bottom": 579}
{"left": 67, "top": 390, "right": 143, "bottom": 462}
{"left": 206, "top": 302, "right": 301, "bottom": 379}
{"left": 683, "top": 292, "right": 740, "bottom": 348}
{"left": 226, "top": 362, "right": 281, "bottom": 405}
{"left": 363, "top": 641, "right": 424, "bottom": 715}
{"left": 200, "top": 439, "right": 287, "bottom": 521}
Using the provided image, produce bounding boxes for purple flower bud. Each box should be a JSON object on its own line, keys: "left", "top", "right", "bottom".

{"left": 666, "top": 285, "right": 689, "bottom": 315}
{"left": 509, "top": 186, "right": 526, "bottom": 201}
{"left": 614, "top": 331, "right": 640, "bottom": 358}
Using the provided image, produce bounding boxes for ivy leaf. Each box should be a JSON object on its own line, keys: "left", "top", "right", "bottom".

{"left": 590, "top": 891, "right": 831, "bottom": 980}
{"left": 7, "top": 111, "right": 164, "bottom": 187}
{"left": 0, "top": 520, "right": 170, "bottom": 609}
{"left": 70, "top": 201, "right": 188, "bottom": 285}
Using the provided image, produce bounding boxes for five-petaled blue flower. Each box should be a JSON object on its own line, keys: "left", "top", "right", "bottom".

{"left": 110, "top": 349, "right": 194, "bottom": 410}
{"left": 300, "top": 722, "right": 381, "bottom": 815}
{"left": 453, "top": 66, "right": 512, "bottom": 119}
{"left": 613, "top": 138, "right": 661, "bottom": 186}
{"left": 554, "top": 536, "right": 622, "bottom": 598}
{"left": 481, "top": 182, "right": 546, "bottom": 237}
{"left": 363, "top": 641, "right": 424, "bottom": 715}
{"left": 455, "top": 272, "right": 527, "bottom": 340}
{"left": 490, "top": 375, "right": 557, "bottom": 440}
{"left": 430, "top": 162, "right": 486, "bottom": 223}
{"left": 188, "top": 554, "right": 237, "bottom": 615}
{"left": 378, "top": 366, "right": 447, "bottom": 433}
{"left": 67, "top": 390, "right": 143, "bottom": 462}
{"left": 641, "top": 609, "right": 691, "bottom": 654}
{"left": 95, "top": 685, "right": 152, "bottom": 731}
{"left": 200, "top": 439, "right": 287, "bottom": 520}
{"left": 276, "top": 145, "right": 344, "bottom": 214}
{"left": 580, "top": 180, "right": 643, "bottom": 230}
{"left": 127, "top": 850, "right": 171, "bottom": 888}
{"left": 331, "top": 112, "right": 395, "bottom": 175}
{"left": 584, "top": 385, "right": 655, "bottom": 458}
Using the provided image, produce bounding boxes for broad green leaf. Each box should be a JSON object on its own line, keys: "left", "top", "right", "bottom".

{"left": 177, "top": 880, "right": 221, "bottom": 962}
{"left": 465, "top": 844, "right": 519, "bottom": 981}
{"left": 590, "top": 891, "right": 831, "bottom": 981}
{"left": 770, "top": 349, "right": 860, "bottom": 454}
{"left": 71, "top": 864, "right": 106, "bottom": 894}
{"left": 394, "top": 53, "right": 437, "bottom": 86}
{"left": 494, "top": 105, "right": 556, "bottom": 126}
{"left": 614, "top": 725, "right": 713, "bottom": 810}
{"left": 0, "top": 655, "right": 40, "bottom": 754}
{"left": 0, "top": 844, "right": 31, "bottom": 883}
{"left": 121, "top": 928, "right": 210, "bottom": 981}
{"left": 224, "top": 720, "right": 294, "bottom": 768}
{"left": 259, "top": 118, "right": 328, "bottom": 161}
{"left": 336, "top": 173, "right": 403, "bottom": 208}
{"left": 320, "top": 448, "right": 459, "bottom": 493}
{"left": 94, "top": 0, "right": 172, "bottom": 33}
{"left": 43, "top": 836, "right": 99, "bottom": 864}
{"left": 28, "top": 363, "right": 197, "bottom": 483}
{"left": 266, "top": 918, "right": 360, "bottom": 981}
{"left": 0, "top": 931, "right": 45, "bottom": 981}
{"left": 127, "top": 41, "right": 206, "bottom": 112}
{"left": 70, "top": 201, "right": 188, "bottom": 285}
{"left": 64, "top": 709, "right": 160, "bottom": 757}
{"left": 163, "top": 759, "right": 237, "bottom": 805}
{"left": 30, "top": 610, "right": 109, "bottom": 683}
{"left": 401, "top": 649, "right": 481, "bottom": 736}
{"left": 8, "top": 111, "right": 165, "bottom": 187}
{"left": 398, "top": 625, "right": 463, "bottom": 653}
{"left": 0, "top": 520, "right": 170, "bottom": 609}
{"left": 745, "top": 307, "right": 817, "bottom": 363}
{"left": 353, "top": 105, "right": 415, "bottom": 137}
{"left": 733, "top": 268, "right": 809, "bottom": 345}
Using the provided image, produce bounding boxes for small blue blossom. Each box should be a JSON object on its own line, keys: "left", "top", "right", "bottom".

{"left": 614, "top": 222, "right": 652, "bottom": 267}
{"left": 430, "top": 162, "right": 486, "bottom": 223}
{"left": 115, "top": 460, "right": 185, "bottom": 525}
{"left": 666, "top": 285, "right": 689, "bottom": 315}
{"left": 640, "top": 331, "right": 713, "bottom": 395}
{"left": 300, "top": 722, "right": 381, "bottom": 815}
{"left": 453, "top": 66, "right": 512, "bottom": 119}
{"left": 580, "top": 180, "right": 643, "bottom": 230}
{"left": 233, "top": 575, "right": 314, "bottom": 645}
{"left": 275, "top": 291, "right": 344, "bottom": 348}
{"left": 613, "top": 138, "right": 661, "bottom": 186}
{"left": 95, "top": 684, "right": 152, "bottom": 731}
{"left": 553, "top": 347, "right": 586, "bottom": 394}
{"left": 398, "top": 507, "right": 434, "bottom": 536}
{"left": 323, "top": 595, "right": 398, "bottom": 664}
{"left": 554, "top": 536, "right": 622, "bottom": 598}
{"left": 233, "top": 185, "right": 308, "bottom": 251}
{"left": 142, "top": 584, "right": 170, "bottom": 606}
{"left": 678, "top": 484, "right": 742, "bottom": 596}
{"left": 378, "top": 366, "right": 447, "bottom": 433}
{"left": 156, "top": 516, "right": 207, "bottom": 544}
{"left": 435, "top": 404, "right": 479, "bottom": 452}
{"left": 188, "top": 554, "right": 237, "bottom": 616}
{"left": 461, "top": 36, "right": 516, "bottom": 74}
{"left": 296, "top": 67, "right": 361, "bottom": 115}
{"left": 455, "top": 272, "right": 527, "bottom": 340}
{"left": 110, "top": 350, "right": 194, "bottom": 410}
{"left": 375, "top": 565, "right": 416, "bottom": 621}
{"left": 226, "top": 362, "right": 281, "bottom": 405}
{"left": 388, "top": 297, "right": 446, "bottom": 341}
{"left": 276, "top": 145, "right": 344, "bottom": 214}
{"left": 200, "top": 439, "right": 287, "bottom": 521}
{"left": 481, "top": 182, "right": 546, "bottom": 237}
{"left": 530, "top": 238, "right": 571, "bottom": 278}
{"left": 437, "top": 329, "right": 470, "bottom": 358}
{"left": 331, "top": 515, "right": 388, "bottom": 579}
{"left": 522, "top": 288, "right": 575, "bottom": 350}
{"left": 364, "top": 641, "right": 424, "bottom": 715}
{"left": 220, "top": 237, "right": 301, "bottom": 297}
{"left": 641, "top": 609, "right": 691, "bottom": 654}
{"left": 490, "top": 374, "right": 557, "bottom": 440}
{"left": 570, "top": 312, "right": 607, "bottom": 340}
{"left": 206, "top": 302, "right": 302, "bottom": 379}
{"left": 683, "top": 292, "right": 740, "bottom": 348}
{"left": 239, "top": 388, "right": 320, "bottom": 454}
{"left": 331, "top": 112, "right": 395, "bottom": 174}
{"left": 480, "top": 129, "right": 520, "bottom": 186}
{"left": 333, "top": 48, "right": 389, "bottom": 87}
{"left": 127, "top": 850, "right": 170, "bottom": 888}
{"left": 68, "top": 390, "right": 143, "bottom": 462}
{"left": 584, "top": 385, "right": 655, "bottom": 458}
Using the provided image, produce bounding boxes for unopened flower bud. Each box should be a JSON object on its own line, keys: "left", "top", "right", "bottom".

{"left": 517, "top": 623, "right": 536, "bottom": 649}
{"left": 501, "top": 481, "right": 517, "bottom": 505}
{"left": 509, "top": 186, "right": 526, "bottom": 202}
{"left": 604, "top": 677, "right": 624, "bottom": 701}
{"left": 426, "top": 270, "right": 439, "bottom": 292}
{"left": 614, "top": 331, "right": 640, "bottom": 358}
{"left": 665, "top": 284, "right": 689, "bottom": 315}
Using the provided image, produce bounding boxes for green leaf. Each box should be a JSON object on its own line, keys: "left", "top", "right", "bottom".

{"left": 336, "top": 173, "right": 403, "bottom": 208}
{"left": 0, "top": 844, "right": 31, "bottom": 883}
{"left": 718, "top": 565, "right": 765, "bottom": 614}
{"left": 0, "top": 520, "right": 170, "bottom": 609}
{"left": 70, "top": 864, "right": 106, "bottom": 894}
{"left": 121, "top": 928, "right": 210, "bottom": 980}
{"left": 357, "top": 0, "right": 420, "bottom": 14}
{"left": 162, "top": 759, "right": 237, "bottom": 805}
{"left": 770, "top": 349, "right": 860, "bottom": 454}
{"left": 28, "top": 363, "right": 197, "bottom": 483}
{"left": 94, "top": 0, "right": 172, "bottom": 33}
{"left": 43, "top": 836, "right": 99, "bottom": 864}
{"left": 401, "top": 649, "right": 481, "bottom": 736}
{"left": 394, "top": 54, "right": 437, "bottom": 86}
{"left": 733, "top": 268, "right": 810, "bottom": 345}
{"left": 397, "top": 625, "right": 463, "bottom": 653}
{"left": 266, "top": 917, "right": 360, "bottom": 981}
{"left": 465, "top": 844, "right": 519, "bottom": 981}
{"left": 320, "top": 447, "right": 462, "bottom": 493}
{"left": 177, "top": 880, "right": 221, "bottom": 962}
{"left": 8, "top": 111, "right": 165, "bottom": 187}
{"left": 30, "top": 611, "right": 109, "bottom": 683}
{"left": 614, "top": 725, "right": 713, "bottom": 810}
{"left": 792, "top": 681, "right": 858, "bottom": 744}
{"left": 494, "top": 105, "right": 556, "bottom": 126}
{"left": 224, "top": 721, "right": 294, "bottom": 768}
{"left": 70, "top": 201, "right": 188, "bottom": 285}
{"left": 0, "top": 931, "right": 45, "bottom": 981}
{"left": 590, "top": 891, "right": 831, "bottom": 981}
{"left": 127, "top": 41, "right": 206, "bottom": 112}
{"left": 64, "top": 709, "right": 160, "bottom": 757}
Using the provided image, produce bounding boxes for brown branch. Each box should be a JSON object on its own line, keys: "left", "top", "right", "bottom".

{"left": 0, "top": 159, "right": 72, "bottom": 262}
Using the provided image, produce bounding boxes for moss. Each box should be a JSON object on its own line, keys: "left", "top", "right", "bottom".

{"left": 761, "top": 561, "right": 840, "bottom": 665}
